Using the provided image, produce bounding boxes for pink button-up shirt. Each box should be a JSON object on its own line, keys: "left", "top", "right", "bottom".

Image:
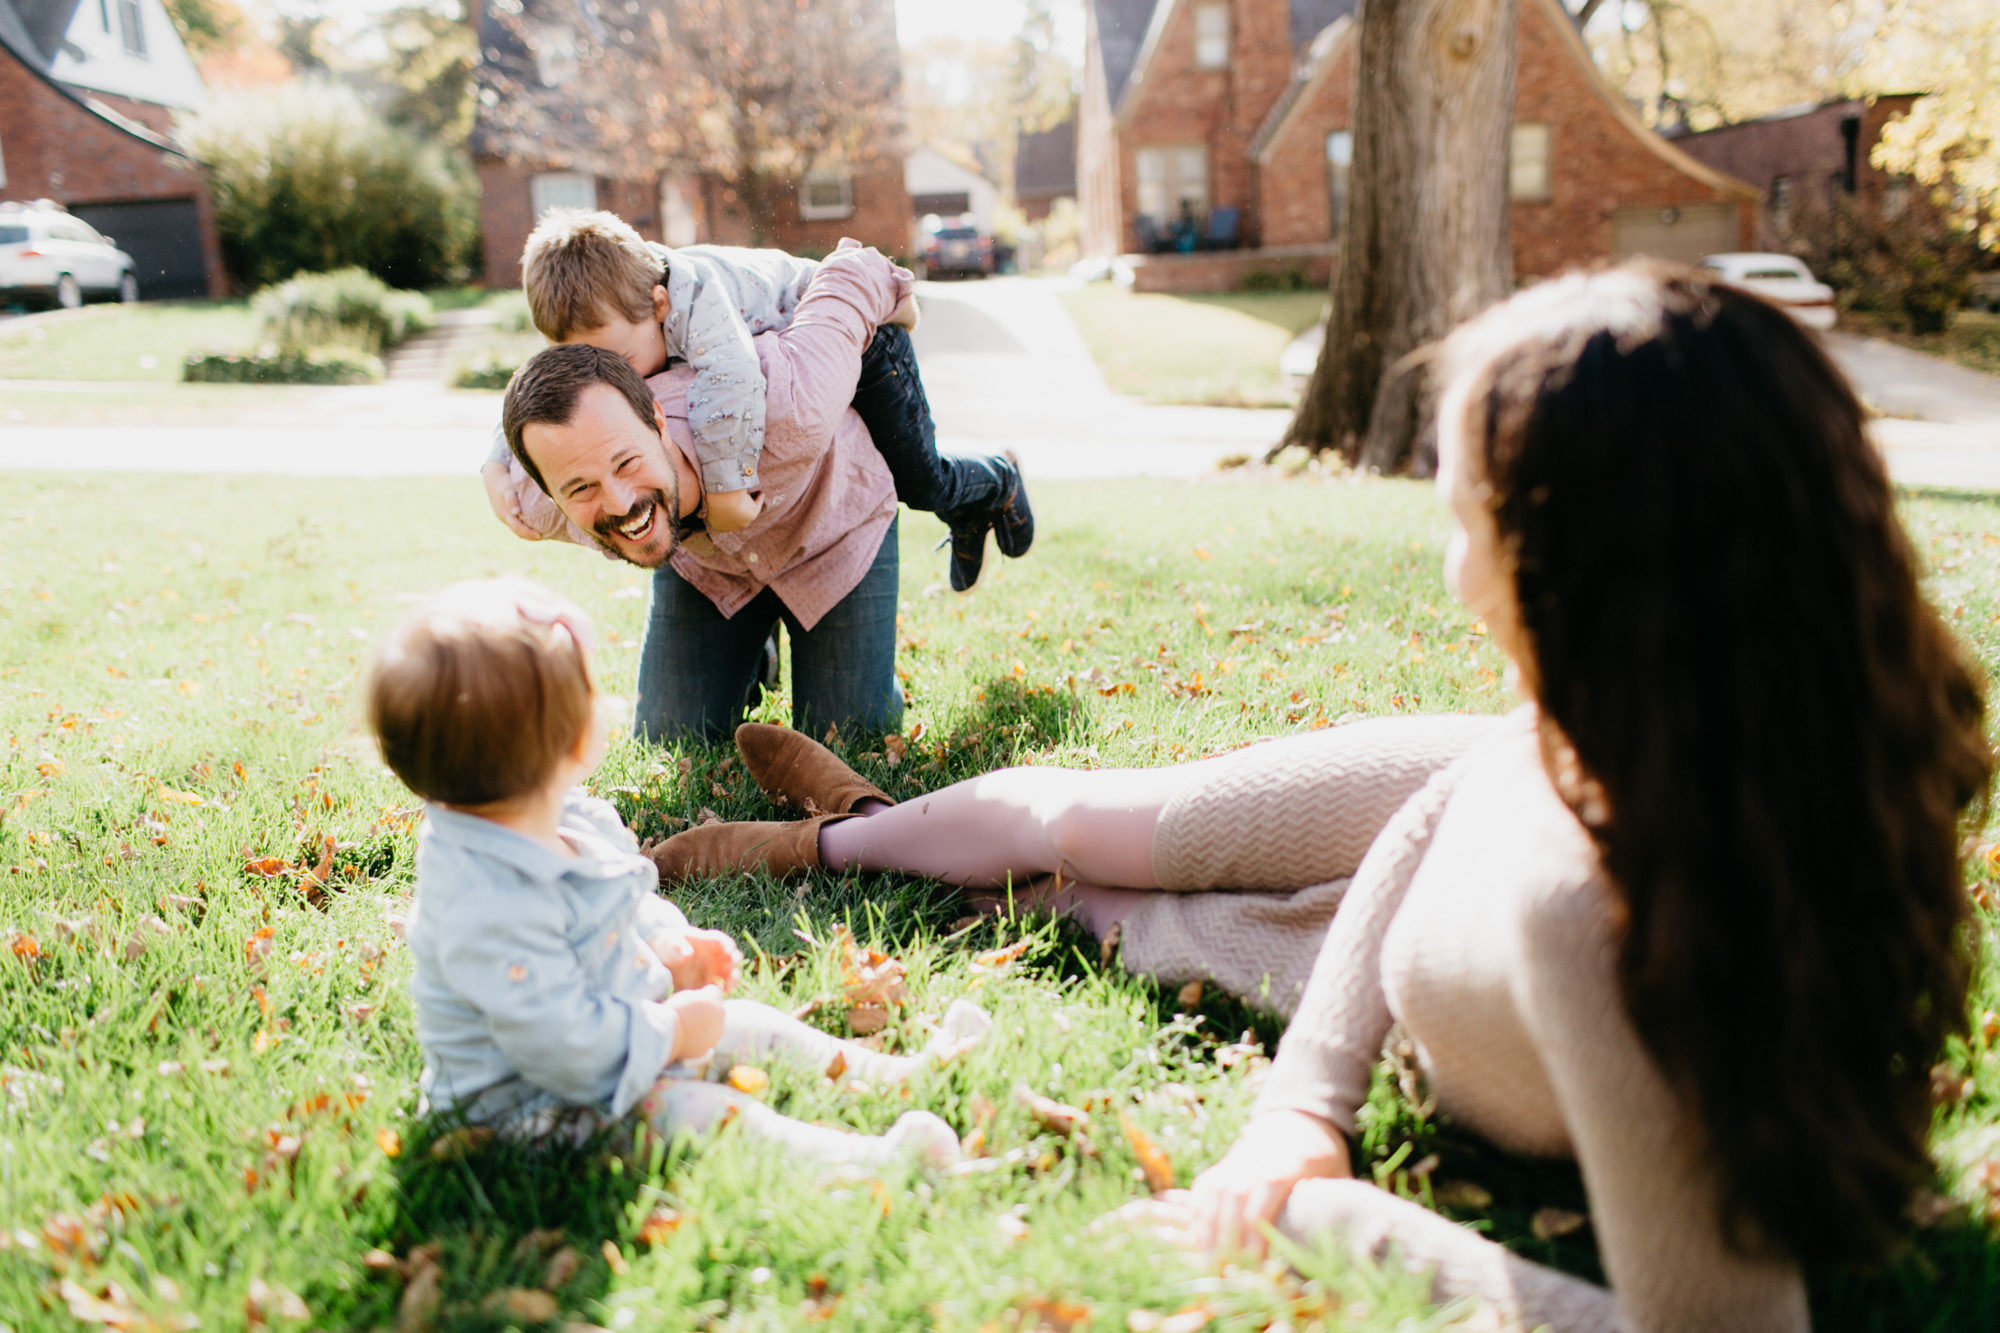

{"left": 509, "top": 241, "right": 910, "bottom": 630}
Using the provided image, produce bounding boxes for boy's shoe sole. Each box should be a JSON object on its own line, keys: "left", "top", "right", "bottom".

{"left": 993, "top": 451, "right": 1034, "bottom": 560}
{"left": 945, "top": 515, "right": 990, "bottom": 592}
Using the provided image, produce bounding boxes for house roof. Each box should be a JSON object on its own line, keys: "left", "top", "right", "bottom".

{"left": 1015, "top": 117, "right": 1076, "bottom": 199}
{"left": 1251, "top": 0, "right": 1757, "bottom": 202}
{"left": 1288, "top": 0, "right": 1356, "bottom": 51}
{"left": 0, "top": 0, "right": 191, "bottom": 159}
{"left": 11, "top": 0, "right": 78, "bottom": 62}
{"left": 1097, "top": 0, "right": 1357, "bottom": 116}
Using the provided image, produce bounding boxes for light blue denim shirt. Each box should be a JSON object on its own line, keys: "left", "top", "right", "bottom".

{"left": 407, "top": 793, "right": 690, "bottom": 1121}
{"left": 486, "top": 241, "right": 820, "bottom": 497}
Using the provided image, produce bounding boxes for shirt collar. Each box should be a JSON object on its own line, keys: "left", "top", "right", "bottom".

{"left": 421, "top": 798, "right": 641, "bottom": 884}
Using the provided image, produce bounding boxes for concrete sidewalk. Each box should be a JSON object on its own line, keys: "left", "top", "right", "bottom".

{"left": 1826, "top": 332, "right": 2000, "bottom": 491}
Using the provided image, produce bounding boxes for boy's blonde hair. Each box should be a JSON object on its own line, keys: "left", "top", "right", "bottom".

{"left": 521, "top": 209, "right": 664, "bottom": 342}
{"left": 367, "top": 580, "right": 594, "bottom": 806}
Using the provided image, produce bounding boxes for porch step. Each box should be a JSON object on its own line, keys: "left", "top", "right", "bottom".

{"left": 385, "top": 307, "right": 501, "bottom": 381}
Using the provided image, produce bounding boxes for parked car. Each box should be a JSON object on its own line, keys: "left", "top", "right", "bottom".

{"left": 1698, "top": 252, "right": 1836, "bottom": 331}
{"left": 923, "top": 223, "right": 995, "bottom": 279}
{"left": 0, "top": 201, "right": 139, "bottom": 310}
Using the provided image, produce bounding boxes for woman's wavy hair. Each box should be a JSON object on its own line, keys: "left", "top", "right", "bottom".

{"left": 1441, "top": 265, "right": 1992, "bottom": 1263}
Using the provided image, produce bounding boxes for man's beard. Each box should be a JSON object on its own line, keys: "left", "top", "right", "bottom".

{"left": 590, "top": 476, "right": 678, "bottom": 568}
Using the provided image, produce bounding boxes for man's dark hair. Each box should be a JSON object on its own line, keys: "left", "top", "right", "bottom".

{"left": 502, "top": 344, "right": 660, "bottom": 494}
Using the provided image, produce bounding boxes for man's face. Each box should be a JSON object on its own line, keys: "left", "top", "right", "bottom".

{"left": 522, "top": 383, "right": 681, "bottom": 569}
{"left": 561, "top": 286, "right": 672, "bottom": 379}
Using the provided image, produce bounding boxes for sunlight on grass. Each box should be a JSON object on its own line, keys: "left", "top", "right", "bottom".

{"left": 1057, "top": 287, "right": 1325, "bottom": 408}
{"left": 0, "top": 302, "right": 258, "bottom": 383}
{"left": 0, "top": 474, "right": 1995, "bottom": 1329}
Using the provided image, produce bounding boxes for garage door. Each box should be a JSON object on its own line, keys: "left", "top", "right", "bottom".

{"left": 69, "top": 198, "right": 209, "bottom": 300}
{"left": 1611, "top": 203, "right": 1739, "bottom": 266}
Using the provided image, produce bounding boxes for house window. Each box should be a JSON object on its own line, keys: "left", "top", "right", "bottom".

{"left": 1325, "top": 130, "right": 1352, "bottom": 235}
{"left": 1509, "top": 123, "right": 1550, "bottom": 201}
{"left": 531, "top": 172, "right": 597, "bottom": 218}
{"left": 1770, "top": 175, "right": 1793, "bottom": 232}
{"left": 532, "top": 24, "right": 578, "bottom": 87}
{"left": 117, "top": 0, "right": 146, "bottom": 57}
{"left": 800, "top": 169, "right": 854, "bottom": 221}
{"left": 1135, "top": 146, "right": 1208, "bottom": 229}
{"left": 1194, "top": 4, "right": 1230, "bottom": 69}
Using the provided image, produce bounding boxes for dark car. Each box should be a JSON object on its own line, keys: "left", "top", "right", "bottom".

{"left": 924, "top": 225, "right": 995, "bottom": 279}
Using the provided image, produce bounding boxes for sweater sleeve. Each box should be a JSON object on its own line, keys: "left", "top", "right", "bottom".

{"left": 1250, "top": 754, "right": 1466, "bottom": 1135}
{"left": 1512, "top": 880, "right": 1811, "bottom": 1333}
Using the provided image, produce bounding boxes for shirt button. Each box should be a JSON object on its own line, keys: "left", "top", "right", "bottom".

{"left": 746, "top": 552, "right": 759, "bottom": 564}
{"left": 606, "top": 932, "right": 618, "bottom": 948}
{"left": 742, "top": 465, "right": 754, "bottom": 477}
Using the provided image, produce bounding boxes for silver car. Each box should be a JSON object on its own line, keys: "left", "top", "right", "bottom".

{"left": 0, "top": 202, "right": 139, "bottom": 310}
{"left": 1699, "top": 252, "right": 1837, "bottom": 331}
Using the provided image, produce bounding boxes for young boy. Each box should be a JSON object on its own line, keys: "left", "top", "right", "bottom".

{"left": 481, "top": 210, "right": 1032, "bottom": 592}
{"left": 369, "top": 578, "right": 988, "bottom": 1164}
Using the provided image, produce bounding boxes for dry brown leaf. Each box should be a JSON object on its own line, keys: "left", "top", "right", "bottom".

{"left": 824, "top": 1050, "right": 847, "bottom": 1081}
{"left": 846, "top": 1005, "right": 889, "bottom": 1035}
{"left": 543, "top": 1246, "right": 580, "bottom": 1290}
{"left": 1931, "top": 1062, "right": 1975, "bottom": 1105}
{"left": 1175, "top": 980, "right": 1204, "bottom": 1009}
{"left": 635, "top": 1205, "right": 684, "bottom": 1246}
{"left": 1433, "top": 1180, "right": 1494, "bottom": 1211}
{"left": 396, "top": 1260, "right": 441, "bottom": 1333}
{"left": 1118, "top": 1111, "right": 1175, "bottom": 1193}
{"left": 727, "top": 1065, "right": 770, "bottom": 1095}
{"left": 971, "top": 938, "right": 1033, "bottom": 972}
{"left": 883, "top": 733, "right": 908, "bottom": 767}
{"left": 1018, "top": 1296, "right": 1094, "bottom": 1332}
{"left": 245, "top": 1278, "right": 310, "bottom": 1325}
{"left": 1531, "top": 1207, "right": 1587, "bottom": 1241}
{"left": 600, "top": 1239, "right": 631, "bottom": 1275}
{"left": 833, "top": 925, "right": 909, "bottom": 1008}
{"left": 482, "top": 1289, "right": 559, "bottom": 1323}
{"left": 1098, "top": 921, "right": 1122, "bottom": 970}
{"left": 1016, "top": 1084, "right": 1090, "bottom": 1138}
{"left": 427, "top": 1126, "right": 493, "bottom": 1160}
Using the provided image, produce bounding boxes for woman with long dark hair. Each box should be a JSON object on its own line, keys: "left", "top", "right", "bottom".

{"left": 649, "top": 265, "right": 1992, "bottom": 1328}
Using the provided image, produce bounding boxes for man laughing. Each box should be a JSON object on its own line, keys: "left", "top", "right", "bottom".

{"left": 499, "top": 243, "right": 909, "bottom": 742}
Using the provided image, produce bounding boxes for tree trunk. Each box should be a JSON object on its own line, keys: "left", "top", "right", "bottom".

{"left": 1279, "top": 0, "right": 1518, "bottom": 475}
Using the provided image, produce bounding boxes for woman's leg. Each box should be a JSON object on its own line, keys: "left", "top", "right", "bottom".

{"left": 817, "top": 763, "right": 1192, "bottom": 889}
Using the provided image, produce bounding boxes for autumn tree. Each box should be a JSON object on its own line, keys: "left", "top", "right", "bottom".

{"left": 1868, "top": 0, "right": 2000, "bottom": 248}
{"left": 1281, "top": 0, "right": 1518, "bottom": 474}
{"left": 903, "top": 0, "right": 1077, "bottom": 198}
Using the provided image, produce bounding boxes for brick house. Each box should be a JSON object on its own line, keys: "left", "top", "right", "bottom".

{"left": 1081, "top": 0, "right": 1756, "bottom": 292}
{"left": 1015, "top": 118, "right": 1077, "bottom": 222}
{"left": 470, "top": 0, "right": 911, "bottom": 289}
{"left": 1670, "top": 96, "right": 1928, "bottom": 247}
{"left": 0, "top": 0, "right": 224, "bottom": 298}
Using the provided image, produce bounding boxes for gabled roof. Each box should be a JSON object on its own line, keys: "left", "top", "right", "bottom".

{"left": 1090, "top": 0, "right": 1157, "bottom": 114}
{"left": 1016, "top": 118, "right": 1077, "bottom": 199}
{"left": 0, "top": 0, "right": 191, "bottom": 158}
{"left": 1288, "top": 0, "right": 1355, "bottom": 51}
{"left": 1251, "top": 12, "right": 1352, "bottom": 163}
{"left": 11, "top": 0, "right": 78, "bottom": 62}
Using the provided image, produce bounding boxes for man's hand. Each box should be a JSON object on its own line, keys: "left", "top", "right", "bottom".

{"left": 704, "top": 489, "right": 764, "bottom": 534}
{"left": 482, "top": 460, "right": 543, "bottom": 541}
{"left": 666, "top": 985, "right": 726, "bottom": 1064}
{"left": 888, "top": 294, "right": 920, "bottom": 332}
{"left": 650, "top": 926, "right": 742, "bottom": 993}
{"left": 1188, "top": 1108, "right": 1352, "bottom": 1257}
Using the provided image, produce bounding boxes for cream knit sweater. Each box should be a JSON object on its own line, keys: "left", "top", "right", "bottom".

{"left": 1123, "top": 710, "right": 1811, "bottom": 1333}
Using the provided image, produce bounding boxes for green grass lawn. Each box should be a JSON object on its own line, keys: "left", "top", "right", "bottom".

{"left": 0, "top": 303, "right": 258, "bottom": 383}
{"left": 0, "top": 474, "right": 1997, "bottom": 1331}
{"left": 1057, "top": 288, "right": 1326, "bottom": 408}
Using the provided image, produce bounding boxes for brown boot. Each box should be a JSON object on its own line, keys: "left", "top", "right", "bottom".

{"left": 735, "top": 723, "right": 895, "bottom": 815}
{"left": 644, "top": 814, "right": 852, "bottom": 885}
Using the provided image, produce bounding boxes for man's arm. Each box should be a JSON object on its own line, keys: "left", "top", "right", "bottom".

{"left": 756, "top": 241, "right": 914, "bottom": 450}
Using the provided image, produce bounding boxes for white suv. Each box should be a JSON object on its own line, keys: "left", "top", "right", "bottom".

{"left": 0, "top": 201, "right": 139, "bottom": 310}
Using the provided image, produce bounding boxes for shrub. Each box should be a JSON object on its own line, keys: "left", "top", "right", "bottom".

{"left": 178, "top": 80, "right": 479, "bottom": 292}
{"left": 182, "top": 346, "right": 383, "bottom": 385}
{"left": 452, "top": 348, "right": 520, "bottom": 390}
{"left": 253, "top": 269, "right": 434, "bottom": 354}
{"left": 1786, "top": 192, "right": 1974, "bottom": 333}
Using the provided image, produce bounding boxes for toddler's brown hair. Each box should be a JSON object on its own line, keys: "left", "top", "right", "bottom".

{"left": 521, "top": 209, "right": 663, "bottom": 342}
{"left": 367, "top": 580, "right": 594, "bottom": 806}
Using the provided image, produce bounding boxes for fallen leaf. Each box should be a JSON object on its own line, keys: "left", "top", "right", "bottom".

{"left": 362, "top": 1248, "right": 400, "bottom": 1273}
{"left": 245, "top": 1278, "right": 310, "bottom": 1325}
{"left": 1019, "top": 1296, "right": 1094, "bottom": 1332}
{"left": 635, "top": 1205, "right": 684, "bottom": 1246}
{"left": 1119, "top": 1111, "right": 1175, "bottom": 1193}
{"left": 482, "top": 1289, "right": 558, "bottom": 1323}
{"left": 996, "top": 1211, "right": 1030, "bottom": 1241}
{"left": 727, "top": 1065, "right": 769, "bottom": 1095}
{"left": 428, "top": 1126, "right": 494, "bottom": 1160}
{"left": 10, "top": 932, "right": 40, "bottom": 961}
{"left": 600, "top": 1239, "right": 630, "bottom": 1275}
{"left": 1175, "top": 980, "right": 1204, "bottom": 1009}
{"left": 1433, "top": 1180, "right": 1495, "bottom": 1211}
{"left": 883, "top": 733, "right": 908, "bottom": 767}
{"left": 1098, "top": 921, "right": 1122, "bottom": 970}
{"left": 396, "top": 1259, "right": 441, "bottom": 1333}
{"left": 374, "top": 1127, "right": 402, "bottom": 1158}
{"left": 1932, "top": 1062, "right": 1975, "bottom": 1106}
{"left": 846, "top": 1005, "right": 889, "bottom": 1035}
{"left": 1016, "top": 1084, "right": 1090, "bottom": 1138}
{"left": 972, "top": 938, "right": 1033, "bottom": 972}
{"left": 833, "top": 925, "right": 909, "bottom": 1008}
{"left": 543, "top": 1245, "right": 580, "bottom": 1290}
{"left": 1531, "top": 1207, "right": 1587, "bottom": 1241}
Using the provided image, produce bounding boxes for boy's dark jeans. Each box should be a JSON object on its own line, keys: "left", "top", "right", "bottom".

{"left": 850, "top": 325, "right": 1007, "bottom": 518}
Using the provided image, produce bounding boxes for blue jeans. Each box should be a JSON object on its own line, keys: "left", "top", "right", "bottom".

{"left": 633, "top": 517, "right": 902, "bottom": 744}
{"left": 852, "top": 326, "right": 1008, "bottom": 518}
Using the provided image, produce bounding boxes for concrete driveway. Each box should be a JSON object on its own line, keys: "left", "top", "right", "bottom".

{"left": 1826, "top": 332, "right": 2000, "bottom": 491}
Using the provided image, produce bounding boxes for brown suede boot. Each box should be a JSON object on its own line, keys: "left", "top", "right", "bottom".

{"left": 735, "top": 723, "right": 895, "bottom": 815}
{"left": 644, "top": 813, "right": 852, "bottom": 885}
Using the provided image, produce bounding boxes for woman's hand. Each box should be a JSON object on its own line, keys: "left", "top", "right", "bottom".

{"left": 482, "top": 460, "right": 543, "bottom": 541}
{"left": 1189, "top": 1108, "right": 1352, "bottom": 1256}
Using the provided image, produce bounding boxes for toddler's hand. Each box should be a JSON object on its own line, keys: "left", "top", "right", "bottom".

{"left": 650, "top": 926, "right": 742, "bottom": 993}
{"left": 703, "top": 488, "right": 764, "bottom": 534}
{"left": 482, "top": 460, "right": 542, "bottom": 541}
{"left": 666, "top": 986, "right": 725, "bottom": 1064}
